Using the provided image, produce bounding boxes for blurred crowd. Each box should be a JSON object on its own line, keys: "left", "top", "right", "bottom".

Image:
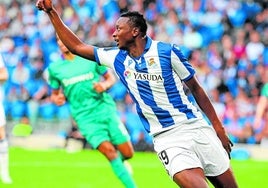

{"left": 0, "top": 0, "right": 268, "bottom": 150}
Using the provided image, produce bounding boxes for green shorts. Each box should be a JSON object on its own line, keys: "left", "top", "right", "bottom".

{"left": 77, "top": 114, "right": 130, "bottom": 149}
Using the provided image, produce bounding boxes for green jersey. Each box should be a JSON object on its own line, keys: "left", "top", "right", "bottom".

{"left": 48, "top": 56, "right": 129, "bottom": 149}
{"left": 261, "top": 83, "right": 268, "bottom": 98}
{"left": 48, "top": 56, "right": 117, "bottom": 123}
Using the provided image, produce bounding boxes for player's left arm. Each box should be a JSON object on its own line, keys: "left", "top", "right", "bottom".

{"left": 50, "top": 89, "right": 66, "bottom": 106}
{"left": 253, "top": 82, "right": 268, "bottom": 130}
{"left": 0, "top": 66, "right": 8, "bottom": 82}
{"left": 185, "top": 76, "right": 233, "bottom": 158}
{"left": 93, "top": 69, "right": 116, "bottom": 93}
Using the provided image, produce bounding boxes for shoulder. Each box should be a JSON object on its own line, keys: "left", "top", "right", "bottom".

{"left": 94, "top": 46, "right": 121, "bottom": 66}
{"left": 95, "top": 46, "right": 119, "bottom": 53}
{"left": 48, "top": 59, "right": 65, "bottom": 71}
{"left": 147, "top": 39, "right": 173, "bottom": 57}
{"left": 150, "top": 38, "right": 172, "bottom": 49}
{"left": 49, "top": 59, "right": 64, "bottom": 66}
{"left": 75, "top": 55, "right": 92, "bottom": 63}
{"left": 262, "top": 83, "right": 268, "bottom": 93}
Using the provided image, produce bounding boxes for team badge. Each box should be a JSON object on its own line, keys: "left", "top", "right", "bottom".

{"left": 148, "top": 58, "right": 156, "bottom": 66}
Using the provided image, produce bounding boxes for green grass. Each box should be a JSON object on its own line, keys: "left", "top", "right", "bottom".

{"left": 2, "top": 147, "right": 268, "bottom": 188}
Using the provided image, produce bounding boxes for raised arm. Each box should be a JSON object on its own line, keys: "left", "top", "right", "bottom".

{"left": 36, "top": 0, "right": 95, "bottom": 61}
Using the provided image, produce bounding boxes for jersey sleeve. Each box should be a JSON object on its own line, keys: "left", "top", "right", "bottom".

{"left": 96, "top": 64, "right": 108, "bottom": 76}
{"left": 171, "top": 44, "right": 195, "bottom": 81}
{"left": 261, "top": 83, "right": 268, "bottom": 97}
{"left": 94, "top": 47, "right": 120, "bottom": 68}
{"left": 47, "top": 66, "right": 60, "bottom": 90}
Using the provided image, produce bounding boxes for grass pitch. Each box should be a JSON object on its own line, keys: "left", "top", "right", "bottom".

{"left": 1, "top": 147, "right": 268, "bottom": 188}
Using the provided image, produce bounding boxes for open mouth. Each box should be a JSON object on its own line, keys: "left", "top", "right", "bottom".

{"left": 115, "top": 40, "right": 119, "bottom": 46}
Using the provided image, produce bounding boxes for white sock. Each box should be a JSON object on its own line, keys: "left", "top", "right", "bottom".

{"left": 0, "top": 139, "right": 12, "bottom": 184}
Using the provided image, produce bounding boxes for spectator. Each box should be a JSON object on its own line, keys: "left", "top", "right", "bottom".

{"left": 253, "top": 111, "right": 268, "bottom": 144}
{"left": 7, "top": 60, "right": 31, "bottom": 120}
{"left": 0, "top": 0, "right": 266, "bottom": 149}
{"left": 210, "top": 88, "right": 226, "bottom": 121}
{"left": 0, "top": 4, "right": 10, "bottom": 37}
{"left": 233, "top": 29, "right": 246, "bottom": 61}
{"left": 224, "top": 108, "right": 253, "bottom": 144}
{"left": 26, "top": 57, "right": 51, "bottom": 129}
{"left": 253, "top": 70, "right": 268, "bottom": 139}
{"left": 245, "top": 30, "right": 265, "bottom": 67}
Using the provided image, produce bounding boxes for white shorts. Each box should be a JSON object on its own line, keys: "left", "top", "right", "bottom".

{"left": 153, "top": 120, "right": 230, "bottom": 178}
{"left": 0, "top": 104, "right": 6, "bottom": 126}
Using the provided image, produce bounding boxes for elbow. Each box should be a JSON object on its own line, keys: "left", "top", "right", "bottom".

{"left": 71, "top": 43, "right": 95, "bottom": 60}
{"left": 63, "top": 39, "right": 83, "bottom": 56}
{"left": 69, "top": 46, "right": 79, "bottom": 55}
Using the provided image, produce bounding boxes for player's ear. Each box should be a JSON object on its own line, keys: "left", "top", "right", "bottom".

{"left": 132, "top": 27, "right": 139, "bottom": 38}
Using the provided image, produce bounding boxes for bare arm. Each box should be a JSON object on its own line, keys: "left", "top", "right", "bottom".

{"left": 36, "top": 0, "right": 95, "bottom": 61}
{"left": 185, "top": 76, "right": 233, "bottom": 158}
{"left": 93, "top": 70, "right": 116, "bottom": 93}
{"left": 0, "top": 67, "right": 8, "bottom": 82}
{"left": 254, "top": 96, "right": 268, "bottom": 129}
{"left": 50, "top": 89, "right": 66, "bottom": 106}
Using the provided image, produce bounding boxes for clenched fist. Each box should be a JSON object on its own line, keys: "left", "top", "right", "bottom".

{"left": 51, "top": 92, "right": 66, "bottom": 106}
{"left": 36, "top": 0, "right": 52, "bottom": 12}
{"left": 93, "top": 82, "right": 108, "bottom": 93}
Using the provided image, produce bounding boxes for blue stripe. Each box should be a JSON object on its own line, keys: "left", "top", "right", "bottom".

{"left": 93, "top": 47, "right": 101, "bottom": 65}
{"left": 172, "top": 45, "right": 195, "bottom": 81}
{"left": 114, "top": 51, "right": 128, "bottom": 87}
{"left": 158, "top": 42, "right": 196, "bottom": 119}
{"left": 134, "top": 54, "right": 174, "bottom": 130}
{"left": 129, "top": 93, "right": 150, "bottom": 133}
{"left": 114, "top": 51, "right": 151, "bottom": 132}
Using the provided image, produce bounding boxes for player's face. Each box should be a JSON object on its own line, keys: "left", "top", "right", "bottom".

{"left": 113, "top": 17, "right": 136, "bottom": 50}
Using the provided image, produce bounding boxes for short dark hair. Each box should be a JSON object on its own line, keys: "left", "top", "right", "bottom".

{"left": 120, "top": 11, "right": 147, "bottom": 36}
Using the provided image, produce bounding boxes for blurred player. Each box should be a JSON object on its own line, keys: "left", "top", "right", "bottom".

{"left": 253, "top": 70, "right": 268, "bottom": 143}
{"left": 65, "top": 118, "right": 87, "bottom": 152}
{"left": 0, "top": 53, "right": 12, "bottom": 184}
{"left": 37, "top": 1, "right": 238, "bottom": 187}
{"left": 47, "top": 37, "right": 137, "bottom": 188}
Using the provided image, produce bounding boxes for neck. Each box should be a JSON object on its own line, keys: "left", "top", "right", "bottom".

{"left": 63, "top": 51, "right": 75, "bottom": 60}
{"left": 129, "top": 36, "right": 147, "bottom": 58}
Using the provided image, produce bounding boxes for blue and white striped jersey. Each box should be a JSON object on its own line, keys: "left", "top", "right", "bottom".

{"left": 94, "top": 37, "right": 204, "bottom": 135}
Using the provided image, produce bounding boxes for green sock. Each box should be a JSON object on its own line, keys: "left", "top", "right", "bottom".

{"left": 117, "top": 151, "right": 125, "bottom": 161}
{"left": 110, "top": 157, "right": 137, "bottom": 188}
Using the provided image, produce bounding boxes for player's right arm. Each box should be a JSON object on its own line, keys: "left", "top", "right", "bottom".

{"left": 36, "top": 0, "right": 95, "bottom": 61}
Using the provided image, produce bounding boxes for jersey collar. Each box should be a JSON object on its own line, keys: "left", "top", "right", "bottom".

{"left": 144, "top": 36, "right": 152, "bottom": 53}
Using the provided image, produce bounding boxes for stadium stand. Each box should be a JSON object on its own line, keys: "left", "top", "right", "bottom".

{"left": 0, "top": 0, "right": 267, "bottom": 153}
